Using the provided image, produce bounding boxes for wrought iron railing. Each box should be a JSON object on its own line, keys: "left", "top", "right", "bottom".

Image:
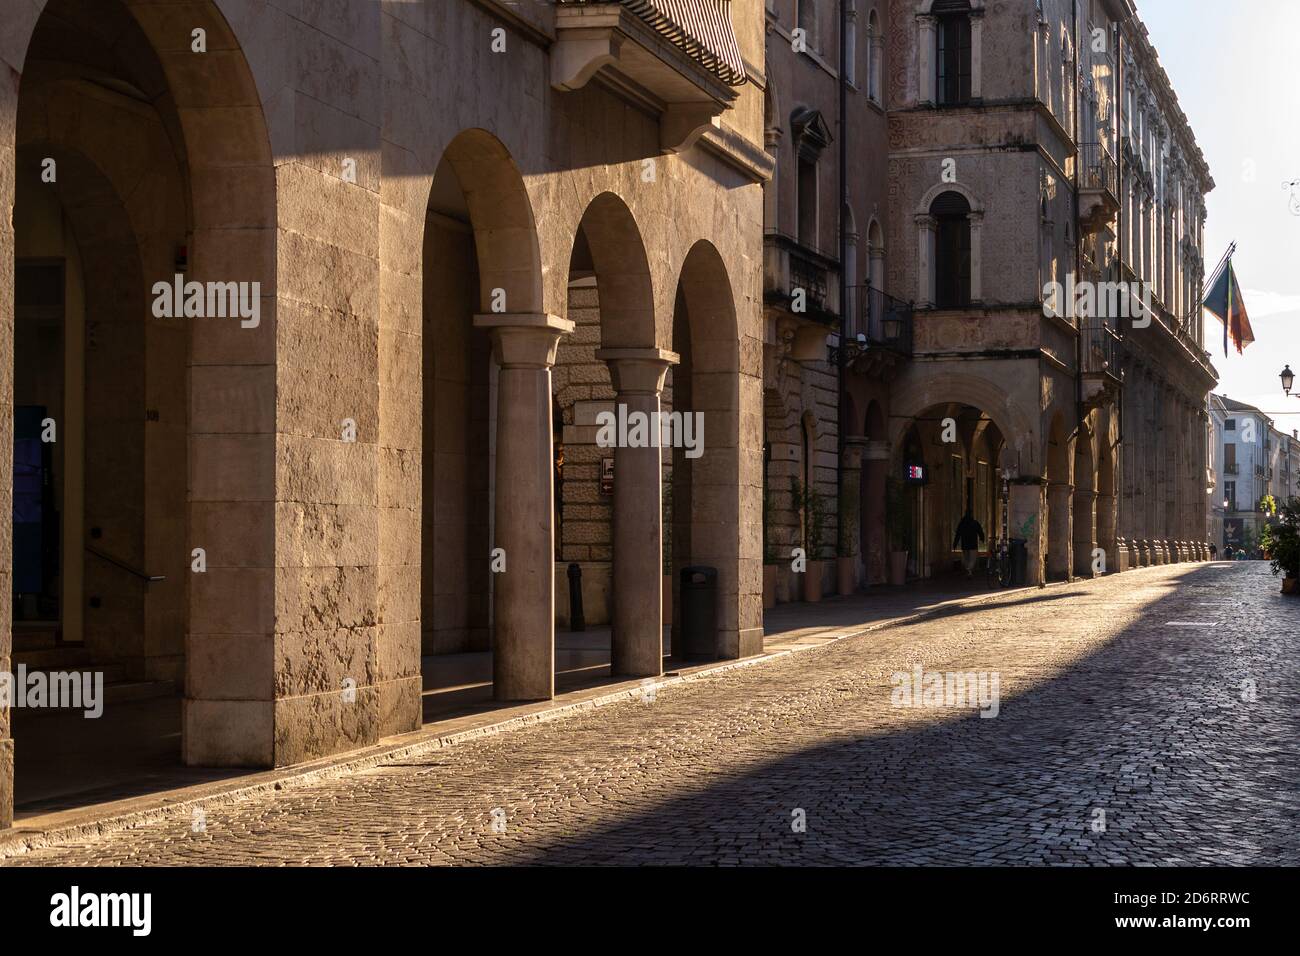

{"left": 1079, "top": 142, "right": 1119, "bottom": 203}
{"left": 790, "top": 247, "right": 830, "bottom": 312}
{"left": 846, "top": 285, "right": 914, "bottom": 356}
{"left": 1080, "top": 317, "right": 1123, "bottom": 380}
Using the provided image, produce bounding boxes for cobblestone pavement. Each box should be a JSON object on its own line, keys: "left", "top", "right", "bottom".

{"left": 6, "top": 563, "right": 1298, "bottom": 866}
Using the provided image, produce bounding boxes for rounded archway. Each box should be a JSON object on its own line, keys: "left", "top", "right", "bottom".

{"left": 420, "top": 129, "right": 548, "bottom": 712}
{"left": 667, "top": 241, "right": 755, "bottom": 659}
{"left": 5, "top": 0, "right": 277, "bottom": 820}
{"left": 891, "top": 403, "right": 1007, "bottom": 581}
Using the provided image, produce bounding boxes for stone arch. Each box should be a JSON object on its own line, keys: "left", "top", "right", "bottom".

{"left": 669, "top": 240, "right": 756, "bottom": 660}
{"left": 917, "top": 181, "right": 986, "bottom": 217}
{"left": 435, "top": 128, "right": 544, "bottom": 316}
{"left": 889, "top": 371, "right": 1036, "bottom": 474}
{"left": 3, "top": 0, "right": 278, "bottom": 824}
{"left": 571, "top": 192, "right": 656, "bottom": 350}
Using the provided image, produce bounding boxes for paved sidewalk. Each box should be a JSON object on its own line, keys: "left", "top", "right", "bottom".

{"left": 6, "top": 562, "right": 1294, "bottom": 865}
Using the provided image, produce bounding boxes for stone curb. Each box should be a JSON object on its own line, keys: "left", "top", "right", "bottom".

{"left": 0, "top": 577, "right": 1091, "bottom": 860}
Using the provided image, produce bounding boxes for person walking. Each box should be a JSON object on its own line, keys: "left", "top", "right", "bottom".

{"left": 953, "top": 510, "right": 986, "bottom": 579}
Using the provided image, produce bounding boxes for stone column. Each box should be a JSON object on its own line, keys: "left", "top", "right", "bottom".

{"left": 1073, "top": 488, "right": 1097, "bottom": 577}
{"left": 862, "top": 439, "right": 890, "bottom": 586}
{"left": 968, "top": 211, "right": 984, "bottom": 304}
{"left": 918, "top": 15, "right": 936, "bottom": 104}
{"left": 1047, "top": 480, "right": 1074, "bottom": 580}
{"left": 916, "top": 214, "right": 936, "bottom": 307}
{"left": 969, "top": 10, "right": 985, "bottom": 100}
{"left": 1009, "top": 480, "right": 1046, "bottom": 586}
{"left": 597, "top": 348, "right": 677, "bottom": 679}
{"left": 476, "top": 313, "right": 574, "bottom": 701}
{"left": 1098, "top": 491, "right": 1118, "bottom": 574}
{"left": 840, "top": 438, "right": 866, "bottom": 591}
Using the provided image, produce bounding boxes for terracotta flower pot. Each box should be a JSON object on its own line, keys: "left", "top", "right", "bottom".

{"left": 1283, "top": 575, "right": 1299, "bottom": 596}
{"left": 837, "top": 556, "right": 856, "bottom": 596}
{"left": 888, "top": 551, "right": 909, "bottom": 586}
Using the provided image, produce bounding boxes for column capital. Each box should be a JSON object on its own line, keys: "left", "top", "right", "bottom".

{"left": 595, "top": 347, "right": 679, "bottom": 395}
{"left": 474, "top": 312, "right": 573, "bottom": 368}
{"left": 863, "top": 439, "right": 891, "bottom": 461}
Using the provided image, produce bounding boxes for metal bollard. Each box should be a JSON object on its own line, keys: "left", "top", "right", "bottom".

{"left": 567, "top": 562, "right": 585, "bottom": 632}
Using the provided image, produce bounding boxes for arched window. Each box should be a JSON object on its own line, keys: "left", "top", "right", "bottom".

{"left": 935, "top": 0, "right": 973, "bottom": 106}
{"left": 931, "top": 190, "right": 972, "bottom": 308}
{"left": 867, "top": 9, "right": 882, "bottom": 103}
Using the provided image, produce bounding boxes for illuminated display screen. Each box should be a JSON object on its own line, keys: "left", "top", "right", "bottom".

{"left": 904, "top": 464, "right": 926, "bottom": 483}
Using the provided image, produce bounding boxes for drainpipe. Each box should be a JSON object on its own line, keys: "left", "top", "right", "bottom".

{"left": 1072, "top": 0, "right": 1084, "bottom": 443}
{"left": 837, "top": 0, "right": 849, "bottom": 560}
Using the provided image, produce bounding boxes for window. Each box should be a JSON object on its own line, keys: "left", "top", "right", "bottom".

{"left": 791, "top": 108, "right": 831, "bottom": 249}
{"left": 935, "top": 0, "right": 972, "bottom": 106}
{"left": 867, "top": 9, "right": 882, "bottom": 103}
{"left": 1225, "top": 481, "right": 1236, "bottom": 509}
{"left": 1225, "top": 419, "right": 1236, "bottom": 431}
{"left": 797, "top": 0, "right": 817, "bottom": 51}
{"left": 932, "top": 190, "right": 972, "bottom": 308}
{"left": 797, "top": 155, "right": 818, "bottom": 247}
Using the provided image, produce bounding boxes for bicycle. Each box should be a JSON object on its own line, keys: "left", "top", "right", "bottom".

{"left": 986, "top": 537, "right": 1012, "bottom": 589}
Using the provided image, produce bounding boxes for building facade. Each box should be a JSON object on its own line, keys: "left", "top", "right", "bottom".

{"left": 0, "top": 0, "right": 769, "bottom": 828}
{"left": 877, "top": 0, "right": 1214, "bottom": 585}
{"left": 760, "top": 0, "right": 898, "bottom": 605}
{"left": 1215, "top": 396, "right": 1274, "bottom": 552}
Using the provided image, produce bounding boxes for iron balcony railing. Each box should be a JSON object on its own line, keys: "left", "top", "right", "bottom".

{"left": 846, "top": 285, "right": 914, "bottom": 356}
{"left": 1224, "top": 463, "right": 1240, "bottom": 475}
{"left": 1080, "top": 317, "right": 1123, "bottom": 380}
{"left": 789, "top": 246, "right": 830, "bottom": 312}
{"left": 1079, "top": 142, "right": 1119, "bottom": 204}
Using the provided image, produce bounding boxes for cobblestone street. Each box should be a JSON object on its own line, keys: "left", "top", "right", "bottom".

{"left": 5, "top": 563, "right": 1297, "bottom": 867}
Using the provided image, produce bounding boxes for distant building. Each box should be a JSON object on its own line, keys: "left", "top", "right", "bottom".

{"left": 1214, "top": 396, "right": 1276, "bottom": 551}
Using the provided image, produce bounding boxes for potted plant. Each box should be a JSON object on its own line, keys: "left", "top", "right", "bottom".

{"left": 836, "top": 478, "right": 860, "bottom": 596}
{"left": 1262, "top": 498, "right": 1300, "bottom": 594}
{"left": 886, "top": 475, "right": 912, "bottom": 586}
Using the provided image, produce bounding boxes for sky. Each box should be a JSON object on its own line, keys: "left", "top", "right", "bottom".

{"left": 1137, "top": 0, "right": 1300, "bottom": 435}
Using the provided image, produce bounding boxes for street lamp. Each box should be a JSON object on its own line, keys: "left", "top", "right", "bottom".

{"left": 1282, "top": 364, "right": 1296, "bottom": 396}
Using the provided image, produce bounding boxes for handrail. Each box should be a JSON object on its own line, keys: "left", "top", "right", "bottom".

{"left": 86, "top": 544, "right": 165, "bottom": 583}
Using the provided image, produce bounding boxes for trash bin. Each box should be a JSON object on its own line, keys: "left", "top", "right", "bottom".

{"left": 1009, "top": 538, "right": 1028, "bottom": 587}
{"left": 679, "top": 566, "right": 717, "bottom": 659}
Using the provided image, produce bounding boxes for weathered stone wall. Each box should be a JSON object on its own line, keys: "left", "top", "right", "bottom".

{"left": 0, "top": 0, "right": 767, "bottom": 826}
